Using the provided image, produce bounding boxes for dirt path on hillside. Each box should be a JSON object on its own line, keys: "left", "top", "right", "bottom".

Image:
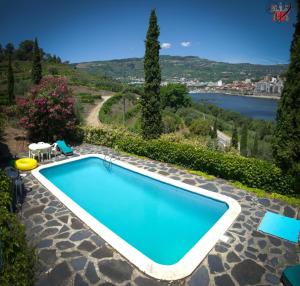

{"left": 217, "top": 130, "right": 231, "bottom": 148}
{"left": 85, "top": 95, "right": 112, "bottom": 127}
{"left": 70, "top": 86, "right": 115, "bottom": 127}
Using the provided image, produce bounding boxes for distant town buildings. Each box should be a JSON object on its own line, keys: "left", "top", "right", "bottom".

{"left": 127, "top": 74, "right": 283, "bottom": 97}
{"left": 254, "top": 76, "right": 283, "bottom": 95}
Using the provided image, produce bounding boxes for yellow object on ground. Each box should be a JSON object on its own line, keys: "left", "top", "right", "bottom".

{"left": 15, "top": 158, "right": 38, "bottom": 171}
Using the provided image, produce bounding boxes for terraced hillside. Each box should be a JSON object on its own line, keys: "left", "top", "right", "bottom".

{"left": 0, "top": 60, "right": 123, "bottom": 105}
{"left": 76, "top": 55, "right": 288, "bottom": 83}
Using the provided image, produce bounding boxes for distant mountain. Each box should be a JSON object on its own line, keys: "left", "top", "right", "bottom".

{"left": 75, "top": 55, "right": 288, "bottom": 83}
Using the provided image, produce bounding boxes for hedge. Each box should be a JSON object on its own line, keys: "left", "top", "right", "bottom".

{"left": 82, "top": 126, "right": 295, "bottom": 195}
{"left": 0, "top": 171, "right": 36, "bottom": 286}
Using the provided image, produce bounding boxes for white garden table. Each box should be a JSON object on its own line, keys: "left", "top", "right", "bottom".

{"left": 28, "top": 143, "right": 51, "bottom": 161}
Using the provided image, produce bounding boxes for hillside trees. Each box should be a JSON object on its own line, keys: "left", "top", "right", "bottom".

{"left": 5, "top": 43, "right": 14, "bottom": 56}
{"left": 15, "top": 40, "right": 34, "bottom": 61}
{"left": 31, "top": 38, "right": 42, "bottom": 84}
{"left": 7, "top": 54, "right": 14, "bottom": 104}
{"left": 189, "top": 118, "right": 211, "bottom": 136}
{"left": 240, "top": 124, "right": 248, "bottom": 156}
{"left": 141, "top": 9, "right": 162, "bottom": 139}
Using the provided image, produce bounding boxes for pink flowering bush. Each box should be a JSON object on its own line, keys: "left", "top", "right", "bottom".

{"left": 18, "top": 76, "right": 77, "bottom": 141}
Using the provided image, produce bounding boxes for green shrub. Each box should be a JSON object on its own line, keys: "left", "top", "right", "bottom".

{"left": 125, "top": 104, "right": 140, "bottom": 121}
{"left": 76, "top": 93, "right": 102, "bottom": 104}
{"left": 83, "top": 125, "right": 124, "bottom": 148}
{"left": 189, "top": 118, "right": 212, "bottom": 136}
{"left": 48, "top": 67, "right": 58, "bottom": 75}
{"left": 14, "top": 79, "right": 31, "bottom": 96}
{"left": 80, "top": 97, "right": 94, "bottom": 104}
{"left": 0, "top": 171, "right": 36, "bottom": 286}
{"left": 162, "top": 110, "right": 183, "bottom": 133}
{"left": 177, "top": 107, "right": 202, "bottom": 126}
{"left": 81, "top": 126, "right": 295, "bottom": 194}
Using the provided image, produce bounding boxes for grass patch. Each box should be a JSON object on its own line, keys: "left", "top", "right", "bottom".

{"left": 188, "top": 169, "right": 215, "bottom": 180}
{"left": 76, "top": 92, "right": 102, "bottom": 104}
{"left": 230, "top": 181, "right": 300, "bottom": 208}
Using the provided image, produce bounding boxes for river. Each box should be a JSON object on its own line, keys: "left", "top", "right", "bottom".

{"left": 189, "top": 93, "right": 278, "bottom": 121}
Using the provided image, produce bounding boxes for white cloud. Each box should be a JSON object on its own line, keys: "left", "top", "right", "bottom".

{"left": 161, "top": 42, "right": 171, "bottom": 49}
{"left": 181, "top": 41, "right": 191, "bottom": 47}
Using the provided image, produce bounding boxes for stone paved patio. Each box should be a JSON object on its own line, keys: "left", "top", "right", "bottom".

{"left": 19, "top": 143, "right": 299, "bottom": 285}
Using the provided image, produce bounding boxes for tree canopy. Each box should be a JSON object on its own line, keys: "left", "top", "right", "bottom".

{"left": 272, "top": 1, "right": 300, "bottom": 189}
{"left": 160, "top": 83, "right": 191, "bottom": 110}
{"left": 15, "top": 40, "right": 34, "bottom": 61}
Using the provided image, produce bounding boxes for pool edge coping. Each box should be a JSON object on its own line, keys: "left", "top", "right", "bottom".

{"left": 31, "top": 154, "right": 241, "bottom": 280}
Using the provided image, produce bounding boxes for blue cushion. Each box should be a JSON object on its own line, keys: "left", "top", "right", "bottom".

{"left": 258, "top": 211, "right": 300, "bottom": 243}
{"left": 56, "top": 140, "right": 73, "bottom": 155}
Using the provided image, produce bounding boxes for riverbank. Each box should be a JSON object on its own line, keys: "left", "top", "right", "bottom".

{"left": 189, "top": 90, "right": 280, "bottom": 100}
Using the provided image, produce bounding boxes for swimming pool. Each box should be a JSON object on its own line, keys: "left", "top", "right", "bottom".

{"left": 32, "top": 154, "right": 241, "bottom": 280}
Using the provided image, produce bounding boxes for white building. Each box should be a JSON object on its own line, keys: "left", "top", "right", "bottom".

{"left": 255, "top": 78, "right": 284, "bottom": 94}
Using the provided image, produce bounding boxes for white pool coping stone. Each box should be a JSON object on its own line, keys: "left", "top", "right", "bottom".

{"left": 32, "top": 154, "right": 241, "bottom": 280}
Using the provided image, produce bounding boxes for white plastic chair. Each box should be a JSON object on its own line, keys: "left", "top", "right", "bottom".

{"left": 30, "top": 149, "right": 40, "bottom": 161}
{"left": 50, "top": 143, "right": 59, "bottom": 159}
{"left": 40, "top": 147, "right": 51, "bottom": 161}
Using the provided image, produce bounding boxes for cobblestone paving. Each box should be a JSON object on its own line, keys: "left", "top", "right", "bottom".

{"left": 20, "top": 144, "right": 300, "bottom": 286}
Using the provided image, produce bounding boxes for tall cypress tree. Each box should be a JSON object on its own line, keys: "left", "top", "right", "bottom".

{"left": 7, "top": 54, "right": 14, "bottom": 105}
{"left": 142, "top": 9, "right": 162, "bottom": 139}
{"left": 252, "top": 133, "right": 259, "bottom": 157}
{"left": 240, "top": 124, "right": 248, "bottom": 156}
{"left": 272, "top": 1, "right": 300, "bottom": 186}
{"left": 5, "top": 42, "right": 14, "bottom": 57}
{"left": 31, "top": 38, "right": 42, "bottom": 84}
{"left": 211, "top": 119, "right": 218, "bottom": 139}
{"left": 231, "top": 125, "right": 239, "bottom": 149}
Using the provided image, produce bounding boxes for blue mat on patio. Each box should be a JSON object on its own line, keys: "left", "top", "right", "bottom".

{"left": 258, "top": 211, "right": 300, "bottom": 243}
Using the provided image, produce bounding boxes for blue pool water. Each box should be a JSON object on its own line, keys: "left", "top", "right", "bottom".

{"left": 40, "top": 157, "right": 228, "bottom": 265}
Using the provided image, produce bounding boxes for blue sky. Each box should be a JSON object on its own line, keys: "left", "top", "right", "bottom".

{"left": 0, "top": 0, "right": 297, "bottom": 64}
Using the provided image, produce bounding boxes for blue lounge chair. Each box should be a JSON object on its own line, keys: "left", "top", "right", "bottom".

{"left": 281, "top": 265, "right": 300, "bottom": 286}
{"left": 56, "top": 140, "right": 73, "bottom": 156}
